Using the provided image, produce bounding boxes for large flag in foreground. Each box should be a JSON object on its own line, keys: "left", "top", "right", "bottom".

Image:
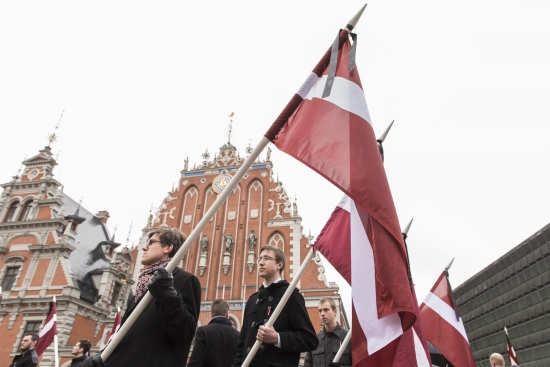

{"left": 315, "top": 196, "right": 424, "bottom": 366}
{"left": 266, "top": 29, "right": 416, "bottom": 366}
{"left": 419, "top": 270, "right": 476, "bottom": 367}
{"left": 504, "top": 327, "right": 520, "bottom": 366}
{"left": 35, "top": 298, "right": 57, "bottom": 356}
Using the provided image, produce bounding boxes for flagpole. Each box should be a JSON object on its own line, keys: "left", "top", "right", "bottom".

{"left": 53, "top": 296, "right": 59, "bottom": 367}
{"left": 332, "top": 326, "right": 352, "bottom": 363}
{"left": 101, "top": 136, "right": 270, "bottom": 361}
{"left": 241, "top": 248, "right": 315, "bottom": 367}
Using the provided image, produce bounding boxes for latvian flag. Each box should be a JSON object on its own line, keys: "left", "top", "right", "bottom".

{"left": 419, "top": 271, "right": 476, "bottom": 367}
{"left": 35, "top": 297, "right": 57, "bottom": 356}
{"left": 107, "top": 309, "right": 122, "bottom": 344}
{"left": 266, "top": 28, "right": 417, "bottom": 367}
{"left": 505, "top": 327, "right": 520, "bottom": 366}
{"left": 315, "top": 196, "right": 423, "bottom": 367}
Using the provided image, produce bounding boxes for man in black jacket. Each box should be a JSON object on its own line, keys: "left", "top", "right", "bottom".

{"left": 84, "top": 227, "right": 201, "bottom": 367}
{"left": 304, "top": 297, "right": 351, "bottom": 367}
{"left": 70, "top": 339, "right": 91, "bottom": 367}
{"left": 188, "top": 299, "right": 240, "bottom": 367}
{"left": 9, "top": 333, "right": 39, "bottom": 367}
{"left": 232, "top": 245, "right": 318, "bottom": 367}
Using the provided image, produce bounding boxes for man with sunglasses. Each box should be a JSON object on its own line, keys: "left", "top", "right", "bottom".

{"left": 232, "top": 245, "right": 318, "bottom": 367}
{"left": 84, "top": 227, "right": 201, "bottom": 367}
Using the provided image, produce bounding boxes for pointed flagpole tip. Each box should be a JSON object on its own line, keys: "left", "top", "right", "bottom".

{"left": 504, "top": 326, "right": 508, "bottom": 333}
{"left": 445, "top": 257, "right": 455, "bottom": 271}
{"left": 53, "top": 295, "right": 57, "bottom": 302}
{"left": 401, "top": 218, "right": 413, "bottom": 235}
{"left": 118, "top": 306, "right": 121, "bottom": 313}
{"left": 378, "top": 120, "right": 394, "bottom": 143}
{"left": 346, "top": 3, "right": 367, "bottom": 31}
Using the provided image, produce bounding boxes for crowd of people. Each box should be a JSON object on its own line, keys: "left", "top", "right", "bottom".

{"left": 8, "top": 227, "right": 507, "bottom": 367}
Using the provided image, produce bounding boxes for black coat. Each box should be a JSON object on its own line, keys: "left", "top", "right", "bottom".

{"left": 105, "top": 267, "right": 201, "bottom": 367}
{"left": 9, "top": 349, "right": 38, "bottom": 367}
{"left": 304, "top": 325, "right": 352, "bottom": 367}
{"left": 232, "top": 280, "right": 318, "bottom": 367}
{"left": 70, "top": 355, "right": 88, "bottom": 367}
{"left": 187, "top": 316, "right": 240, "bottom": 367}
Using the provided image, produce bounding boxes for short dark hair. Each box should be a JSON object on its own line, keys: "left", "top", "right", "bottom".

{"left": 259, "top": 245, "right": 285, "bottom": 275}
{"left": 211, "top": 299, "right": 229, "bottom": 317}
{"left": 78, "top": 339, "right": 92, "bottom": 355}
{"left": 24, "top": 333, "right": 39, "bottom": 343}
{"left": 319, "top": 297, "right": 337, "bottom": 311}
{"left": 148, "top": 227, "right": 186, "bottom": 258}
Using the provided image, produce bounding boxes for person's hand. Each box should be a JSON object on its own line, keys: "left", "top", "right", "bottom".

{"left": 257, "top": 325, "right": 279, "bottom": 344}
{"left": 148, "top": 267, "right": 178, "bottom": 299}
{"left": 82, "top": 353, "right": 104, "bottom": 367}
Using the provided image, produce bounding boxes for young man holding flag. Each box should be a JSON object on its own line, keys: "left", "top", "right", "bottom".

{"left": 231, "top": 245, "right": 318, "bottom": 367}
{"left": 84, "top": 227, "right": 201, "bottom": 367}
{"left": 9, "top": 334, "right": 39, "bottom": 367}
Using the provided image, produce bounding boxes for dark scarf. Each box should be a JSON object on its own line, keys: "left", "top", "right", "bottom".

{"left": 134, "top": 257, "right": 171, "bottom": 302}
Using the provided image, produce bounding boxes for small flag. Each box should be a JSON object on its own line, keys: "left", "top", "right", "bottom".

{"left": 504, "top": 326, "right": 520, "bottom": 366}
{"left": 107, "top": 309, "right": 122, "bottom": 344}
{"left": 419, "top": 270, "right": 476, "bottom": 367}
{"left": 35, "top": 297, "right": 57, "bottom": 356}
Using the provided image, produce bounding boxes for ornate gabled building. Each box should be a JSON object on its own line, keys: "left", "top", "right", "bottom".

{"left": 0, "top": 146, "right": 134, "bottom": 367}
{"left": 131, "top": 141, "right": 347, "bottom": 333}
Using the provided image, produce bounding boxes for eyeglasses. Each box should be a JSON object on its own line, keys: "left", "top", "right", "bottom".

{"left": 144, "top": 239, "right": 162, "bottom": 249}
{"left": 257, "top": 256, "right": 276, "bottom": 263}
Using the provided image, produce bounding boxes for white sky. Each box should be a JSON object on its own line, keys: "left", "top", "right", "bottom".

{"left": 1, "top": 1, "right": 549, "bottom": 316}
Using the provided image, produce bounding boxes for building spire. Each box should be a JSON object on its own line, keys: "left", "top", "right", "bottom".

{"left": 125, "top": 221, "right": 133, "bottom": 247}
{"left": 47, "top": 110, "right": 64, "bottom": 148}
{"left": 74, "top": 197, "right": 83, "bottom": 216}
{"left": 227, "top": 112, "right": 234, "bottom": 143}
{"left": 111, "top": 224, "right": 118, "bottom": 241}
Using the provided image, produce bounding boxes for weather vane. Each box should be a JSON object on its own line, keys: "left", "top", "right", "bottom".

{"left": 245, "top": 139, "right": 253, "bottom": 155}
{"left": 47, "top": 110, "right": 65, "bottom": 148}
{"left": 227, "top": 112, "right": 234, "bottom": 143}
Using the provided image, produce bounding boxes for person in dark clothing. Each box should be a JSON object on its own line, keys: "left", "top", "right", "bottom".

{"left": 84, "top": 227, "right": 201, "bottom": 367}
{"left": 304, "top": 297, "right": 351, "bottom": 367}
{"left": 9, "top": 333, "right": 39, "bottom": 367}
{"left": 232, "top": 245, "right": 318, "bottom": 367}
{"left": 188, "top": 299, "right": 240, "bottom": 367}
{"left": 70, "top": 339, "right": 91, "bottom": 367}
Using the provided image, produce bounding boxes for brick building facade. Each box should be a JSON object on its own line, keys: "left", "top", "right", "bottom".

{"left": 0, "top": 146, "right": 133, "bottom": 367}
{"left": 131, "top": 141, "right": 347, "bottom": 332}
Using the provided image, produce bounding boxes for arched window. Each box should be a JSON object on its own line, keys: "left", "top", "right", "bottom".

{"left": 268, "top": 232, "right": 284, "bottom": 248}
{"left": 4, "top": 201, "right": 20, "bottom": 222}
{"left": 19, "top": 201, "right": 33, "bottom": 221}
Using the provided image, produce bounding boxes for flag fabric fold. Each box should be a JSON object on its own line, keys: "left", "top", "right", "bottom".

{"left": 315, "top": 196, "right": 417, "bottom": 367}
{"left": 419, "top": 271, "right": 476, "bottom": 367}
{"left": 35, "top": 299, "right": 57, "bottom": 356}
{"left": 505, "top": 327, "right": 520, "bottom": 366}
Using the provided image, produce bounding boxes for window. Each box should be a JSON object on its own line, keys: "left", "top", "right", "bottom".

{"left": 4, "top": 201, "right": 20, "bottom": 222}
{"left": 24, "top": 321, "right": 42, "bottom": 334}
{"left": 111, "top": 283, "right": 121, "bottom": 306}
{"left": 268, "top": 232, "right": 284, "bottom": 248}
{"left": 1, "top": 267, "right": 20, "bottom": 290}
{"left": 19, "top": 201, "right": 33, "bottom": 221}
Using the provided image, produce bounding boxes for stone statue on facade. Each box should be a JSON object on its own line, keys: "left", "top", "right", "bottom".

{"left": 223, "top": 233, "right": 234, "bottom": 253}
{"left": 247, "top": 229, "right": 257, "bottom": 252}
{"left": 266, "top": 146, "right": 272, "bottom": 161}
{"left": 200, "top": 234, "right": 208, "bottom": 254}
{"left": 183, "top": 157, "right": 189, "bottom": 171}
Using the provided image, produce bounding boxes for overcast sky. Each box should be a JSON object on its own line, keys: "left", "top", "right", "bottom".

{"left": 1, "top": 1, "right": 549, "bottom": 315}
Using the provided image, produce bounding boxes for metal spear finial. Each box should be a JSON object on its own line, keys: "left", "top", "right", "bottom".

{"left": 346, "top": 3, "right": 368, "bottom": 31}
{"left": 445, "top": 257, "right": 455, "bottom": 271}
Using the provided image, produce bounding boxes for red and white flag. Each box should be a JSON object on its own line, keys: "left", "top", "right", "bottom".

{"left": 419, "top": 271, "right": 476, "bottom": 367}
{"left": 504, "top": 327, "right": 520, "bottom": 366}
{"left": 266, "top": 30, "right": 416, "bottom": 367}
{"left": 315, "top": 196, "right": 421, "bottom": 366}
{"left": 107, "top": 310, "right": 122, "bottom": 344}
{"left": 35, "top": 297, "right": 57, "bottom": 356}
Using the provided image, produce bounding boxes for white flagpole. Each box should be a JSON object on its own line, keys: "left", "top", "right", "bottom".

{"left": 332, "top": 327, "right": 352, "bottom": 363}
{"left": 101, "top": 137, "right": 270, "bottom": 361}
{"left": 53, "top": 295, "right": 59, "bottom": 367}
{"left": 241, "top": 248, "right": 315, "bottom": 367}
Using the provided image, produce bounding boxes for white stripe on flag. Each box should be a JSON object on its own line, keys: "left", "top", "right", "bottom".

{"left": 413, "top": 329, "right": 431, "bottom": 367}
{"left": 350, "top": 200, "right": 403, "bottom": 354}
{"left": 423, "top": 292, "right": 469, "bottom": 342}
{"left": 296, "top": 73, "right": 372, "bottom": 126}
{"left": 38, "top": 314, "right": 57, "bottom": 337}
{"left": 337, "top": 195, "right": 351, "bottom": 212}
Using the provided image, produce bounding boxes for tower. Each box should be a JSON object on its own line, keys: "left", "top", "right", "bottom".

{"left": 0, "top": 145, "right": 133, "bottom": 367}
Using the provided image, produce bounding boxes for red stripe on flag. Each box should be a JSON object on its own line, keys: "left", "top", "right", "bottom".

{"left": 35, "top": 300, "right": 57, "bottom": 356}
